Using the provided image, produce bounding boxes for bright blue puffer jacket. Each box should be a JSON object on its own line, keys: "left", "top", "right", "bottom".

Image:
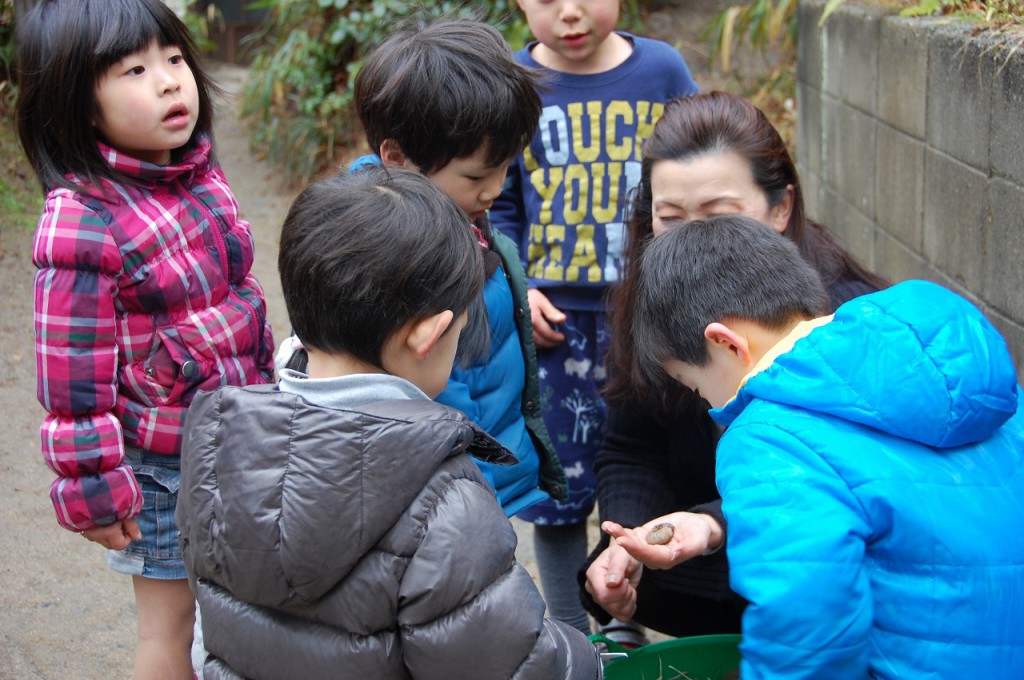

{"left": 712, "top": 280, "right": 1024, "bottom": 679}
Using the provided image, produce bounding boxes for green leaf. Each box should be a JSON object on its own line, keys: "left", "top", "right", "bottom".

{"left": 899, "top": 0, "right": 942, "bottom": 16}
{"left": 820, "top": 0, "right": 847, "bottom": 25}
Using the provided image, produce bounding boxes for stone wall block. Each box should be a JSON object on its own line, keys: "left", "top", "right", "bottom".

{"left": 823, "top": 98, "right": 876, "bottom": 219}
{"left": 926, "top": 24, "right": 995, "bottom": 169}
{"left": 822, "top": 187, "right": 875, "bottom": 267}
{"left": 991, "top": 38, "right": 1024, "bottom": 185}
{"left": 877, "top": 17, "right": 932, "bottom": 138}
{"left": 875, "top": 124, "right": 924, "bottom": 250}
{"left": 984, "top": 179, "right": 1024, "bottom": 319}
{"left": 799, "top": 0, "right": 1024, "bottom": 368}
{"left": 799, "top": 161, "right": 823, "bottom": 224}
{"left": 873, "top": 229, "right": 932, "bottom": 284}
{"left": 822, "top": 3, "right": 888, "bottom": 114}
{"left": 797, "top": 80, "right": 823, "bottom": 180}
{"left": 818, "top": 185, "right": 841, "bottom": 241}
{"left": 922, "top": 148, "right": 989, "bottom": 293}
{"left": 797, "top": 0, "right": 826, "bottom": 88}
{"left": 985, "top": 308, "right": 1024, "bottom": 379}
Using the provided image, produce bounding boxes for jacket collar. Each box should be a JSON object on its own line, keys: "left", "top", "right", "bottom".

{"left": 713, "top": 315, "right": 833, "bottom": 426}
{"left": 94, "top": 135, "right": 212, "bottom": 187}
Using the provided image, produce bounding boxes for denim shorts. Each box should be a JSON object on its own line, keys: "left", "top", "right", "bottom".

{"left": 106, "top": 448, "right": 187, "bottom": 580}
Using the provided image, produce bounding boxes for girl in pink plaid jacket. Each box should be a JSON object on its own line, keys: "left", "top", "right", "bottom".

{"left": 16, "top": 0, "right": 274, "bottom": 675}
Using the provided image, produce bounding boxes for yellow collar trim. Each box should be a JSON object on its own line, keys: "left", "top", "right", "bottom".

{"left": 729, "top": 315, "right": 834, "bottom": 403}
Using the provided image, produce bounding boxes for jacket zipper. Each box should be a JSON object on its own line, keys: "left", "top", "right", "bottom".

{"left": 178, "top": 181, "right": 266, "bottom": 368}
{"left": 179, "top": 180, "right": 229, "bottom": 281}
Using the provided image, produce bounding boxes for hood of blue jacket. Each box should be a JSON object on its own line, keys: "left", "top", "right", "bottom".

{"left": 712, "top": 280, "right": 1019, "bottom": 448}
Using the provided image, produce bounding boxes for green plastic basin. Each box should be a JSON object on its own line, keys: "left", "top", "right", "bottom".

{"left": 592, "top": 633, "right": 741, "bottom": 680}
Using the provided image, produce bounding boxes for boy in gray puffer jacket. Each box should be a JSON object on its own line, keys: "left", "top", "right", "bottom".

{"left": 177, "top": 168, "right": 602, "bottom": 679}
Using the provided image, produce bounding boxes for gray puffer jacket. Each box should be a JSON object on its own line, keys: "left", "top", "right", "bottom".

{"left": 178, "top": 385, "right": 601, "bottom": 680}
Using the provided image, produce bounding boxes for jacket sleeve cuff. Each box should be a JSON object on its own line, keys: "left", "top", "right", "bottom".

{"left": 50, "top": 466, "right": 142, "bottom": 532}
{"left": 690, "top": 499, "right": 727, "bottom": 555}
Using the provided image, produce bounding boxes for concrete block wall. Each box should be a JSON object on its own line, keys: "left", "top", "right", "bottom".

{"left": 797, "top": 0, "right": 1024, "bottom": 374}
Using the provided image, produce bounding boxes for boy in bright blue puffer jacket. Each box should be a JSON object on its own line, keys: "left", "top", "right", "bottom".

{"left": 614, "top": 215, "right": 1024, "bottom": 679}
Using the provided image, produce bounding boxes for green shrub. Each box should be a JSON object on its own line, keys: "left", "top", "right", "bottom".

{"left": 239, "top": 0, "right": 534, "bottom": 184}
{"left": 701, "top": 0, "right": 798, "bottom": 146}
{"left": 181, "top": 1, "right": 225, "bottom": 55}
{"left": 237, "top": 0, "right": 655, "bottom": 184}
{"left": 703, "top": 0, "right": 797, "bottom": 74}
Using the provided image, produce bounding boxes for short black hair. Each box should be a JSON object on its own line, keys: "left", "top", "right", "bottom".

{"left": 16, "top": 0, "right": 217, "bottom": 191}
{"left": 632, "top": 215, "right": 829, "bottom": 380}
{"left": 354, "top": 16, "right": 542, "bottom": 173}
{"left": 278, "top": 167, "right": 485, "bottom": 369}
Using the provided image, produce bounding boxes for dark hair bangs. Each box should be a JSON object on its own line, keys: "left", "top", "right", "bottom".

{"left": 482, "top": 98, "right": 541, "bottom": 169}
{"left": 414, "top": 51, "right": 540, "bottom": 172}
{"left": 91, "top": 1, "right": 186, "bottom": 71}
{"left": 357, "top": 17, "right": 541, "bottom": 174}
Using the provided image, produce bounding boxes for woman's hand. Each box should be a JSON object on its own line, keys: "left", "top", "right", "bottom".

{"left": 602, "top": 512, "right": 724, "bottom": 570}
{"left": 584, "top": 541, "right": 643, "bottom": 621}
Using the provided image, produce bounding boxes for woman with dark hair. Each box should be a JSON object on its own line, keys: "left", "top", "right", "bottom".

{"left": 580, "top": 91, "right": 888, "bottom": 639}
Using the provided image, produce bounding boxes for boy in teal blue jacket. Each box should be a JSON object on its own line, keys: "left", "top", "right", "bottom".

{"left": 615, "top": 215, "right": 1024, "bottom": 679}
{"left": 278, "top": 17, "right": 567, "bottom": 516}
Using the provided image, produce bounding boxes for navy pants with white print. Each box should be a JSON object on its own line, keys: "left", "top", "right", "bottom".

{"left": 518, "top": 308, "right": 608, "bottom": 526}
{"left": 517, "top": 308, "right": 608, "bottom": 634}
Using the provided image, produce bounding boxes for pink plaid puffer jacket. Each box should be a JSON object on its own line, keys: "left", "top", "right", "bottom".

{"left": 32, "top": 137, "right": 274, "bottom": 531}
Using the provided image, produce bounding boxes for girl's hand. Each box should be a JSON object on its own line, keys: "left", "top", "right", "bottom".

{"left": 526, "top": 288, "right": 566, "bottom": 348}
{"left": 602, "top": 512, "right": 724, "bottom": 570}
{"left": 81, "top": 517, "right": 141, "bottom": 551}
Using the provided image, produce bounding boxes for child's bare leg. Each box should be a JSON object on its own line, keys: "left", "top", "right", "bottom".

{"left": 132, "top": 576, "right": 195, "bottom": 680}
